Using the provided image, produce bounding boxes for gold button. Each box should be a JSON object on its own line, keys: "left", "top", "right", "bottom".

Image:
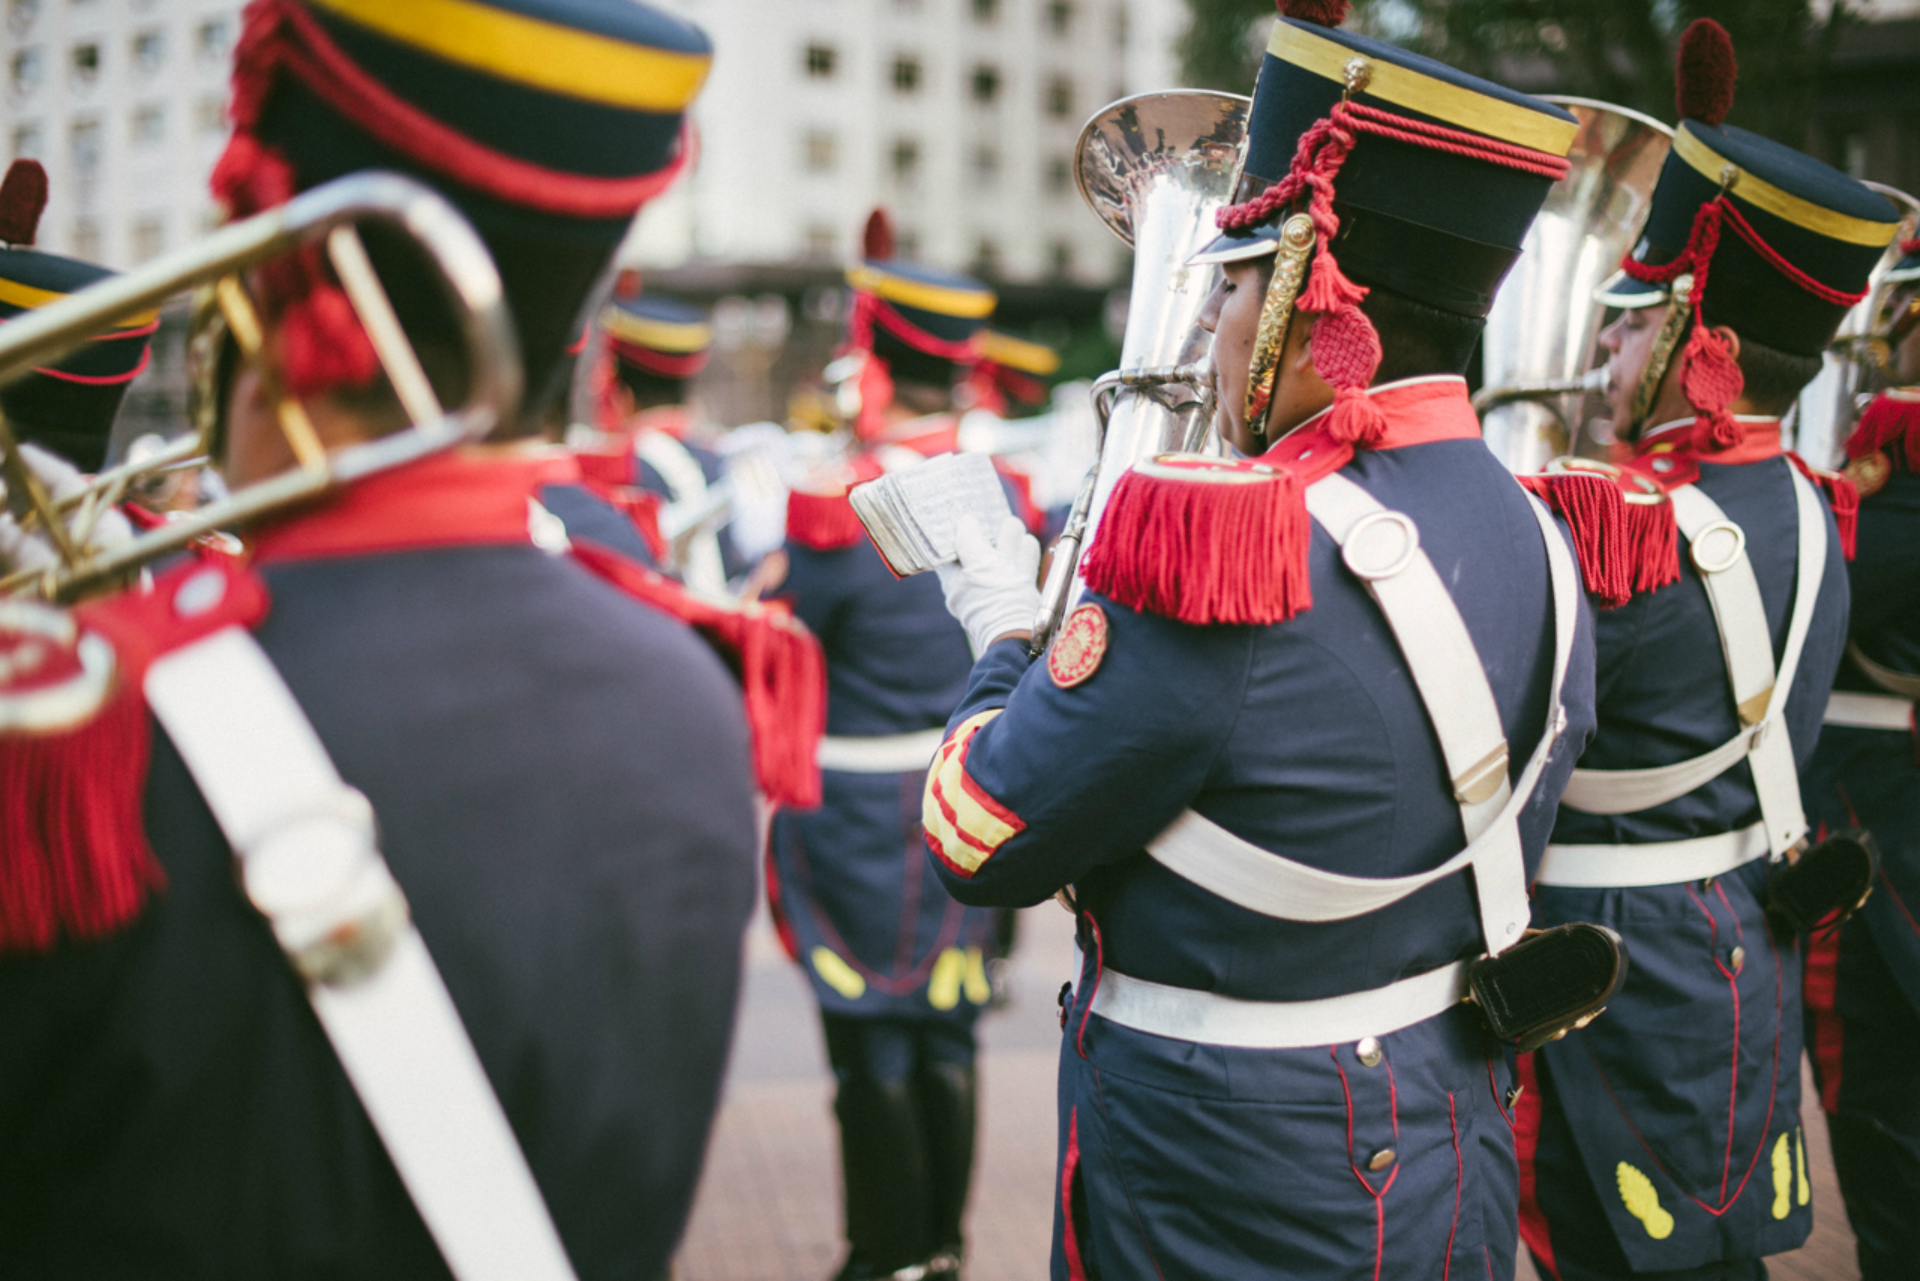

{"left": 1368, "top": 1148, "right": 1396, "bottom": 1172}
{"left": 1730, "top": 945, "right": 1745, "bottom": 973}
{"left": 1356, "top": 1037, "right": 1383, "bottom": 1068}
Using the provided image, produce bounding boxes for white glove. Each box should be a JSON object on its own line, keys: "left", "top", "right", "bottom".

{"left": 937, "top": 513, "right": 1042, "bottom": 657}
{"left": 0, "top": 443, "right": 135, "bottom": 575}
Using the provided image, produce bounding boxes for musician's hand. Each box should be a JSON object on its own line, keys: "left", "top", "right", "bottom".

{"left": 17, "top": 443, "right": 135, "bottom": 555}
{"left": 938, "top": 514, "right": 1042, "bottom": 657}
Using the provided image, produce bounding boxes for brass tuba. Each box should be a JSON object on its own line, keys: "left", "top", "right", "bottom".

{"left": 1029, "top": 89, "right": 1249, "bottom": 653}
{"left": 0, "top": 171, "right": 520, "bottom": 602}
{"left": 1476, "top": 97, "right": 1673, "bottom": 472}
{"left": 1787, "top": 181, "right": 1920, "bottom": 467}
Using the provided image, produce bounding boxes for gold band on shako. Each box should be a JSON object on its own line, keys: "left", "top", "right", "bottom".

{"left": 845, "top": 265, "right": 996, "bottom": 320}
{"left": 0, "top": 276, "right": 159, "bottom": 330}
{"left": 978, "top": 330, "right": 1061, "bottom": 376}
{"left": 601, "top": 306, "right": 711, "bottom": 354}
{"left": 1671, "top": 128, "right": 1901, "bottom": 249}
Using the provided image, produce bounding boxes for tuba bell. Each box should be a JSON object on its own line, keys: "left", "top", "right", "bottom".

{"left": 0, "top": 171, "right": 520, "bottom": 602}
{"left": 1028, "top": 89, "right": 1249, "bottom": 652}
{"left": 1477, "top": 97, "right": 1673, "bottom": 472}
{"left": 1787, "top": 181, "right": 1920, "bottom": 467}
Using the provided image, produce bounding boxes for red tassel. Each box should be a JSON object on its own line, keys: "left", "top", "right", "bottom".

{"left": 1846, "top": 390, "right": 1920, "bottom": 469}
{"left": 1279, "top": 0, "right": 1350, "bottom": 27}
{"left": 1299, "top": 253, "right": 1369, "bottom": 318}
{"left": 1679, "top": 323, "right": 1744, "bottom": 451}
{"left": 863, "top": 208, "right": 895, "bottom": 262}
{"left": 1676, "top": 19, "right": 1738, "bottom": 127}
{"left": 786, "top": 489, "right": 867, "bottom": 551}
{"left": 1519, "top": 473, "right": 1631, "bottom": 608}
{"left": 1079, "top": 460, "right": 1312, "bottom": 625}
{"left": 278, "top": 284, "right": 382, "bottom": 400}
{"left": 568, "top": 541, "right": 826, "bottom": 808}
{"left": 0, "top": 689, "right": 164, "bottom": 954}
{"left": 0, "top": 158, "right": 49, "bottom": 245}
{"left": 1622, "top": 497, "right": 1683, "bottom": 594}
{"left": 1789, "top": 453, "right": 1860, "bottom": 561}
{"left": 1325, "top": 386, "right": 1388, "bottom": 447}
{"left": 855, "top": 350, "right": 895, "bottom": 441}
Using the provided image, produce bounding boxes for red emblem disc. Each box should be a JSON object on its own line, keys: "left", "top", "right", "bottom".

{"left": 1047, "top": 604, "right": 1109, "bottom": 689}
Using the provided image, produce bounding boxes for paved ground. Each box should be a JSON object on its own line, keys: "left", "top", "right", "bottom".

{"left": 676, "top": 906, "right": 1862, "bottom": 1280}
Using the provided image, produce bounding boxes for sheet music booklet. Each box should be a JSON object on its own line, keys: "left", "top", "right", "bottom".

{"left": 848, "top": 451, "right": 1014, "bottom": 577}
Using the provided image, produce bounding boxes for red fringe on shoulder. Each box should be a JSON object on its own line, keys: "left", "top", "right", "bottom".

{"left": 1788, "top": 453, "right": 1859, "bottom": 560}
{"left": 1079, "top": 462, "right": 1312, "bottom": 625}
{"left": 1621, "top": 497, "right": 1682, "bottom": 594}
{"left": 1847, "top": 392, "right": 1920, "bottom": 473}
{"left": 786, "top": 489, "right": 866, "bottom": 551}
{"left": 570, "top": 541, "right": 826, "bottom": 808}
{"left": 1519, "top": 473, "right": 1631, "bottom": 608}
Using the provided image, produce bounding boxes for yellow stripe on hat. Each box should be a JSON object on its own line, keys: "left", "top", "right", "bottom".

{"left": 1269, "top": 21, "right": 1577, "bottom": 157}
{"left": 602, "top": 306, "right": 711, "bottom": 354}
{"left": 980, "top": 330, "right": 1060, "bottom": 376}
{"left": 1673, "top": 127, "right": 1900, "bottom": 249}
{"left": 0, "top": 276, "right": 158, "bottom": 329}
{"left": 846, "top": 265, "right": 996, "bottom": 320}
{"left": 309, "top": 0, "right": 711, "bottom": 113}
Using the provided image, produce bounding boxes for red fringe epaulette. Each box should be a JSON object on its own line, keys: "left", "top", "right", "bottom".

{"left": 1787, "top": 453, "right": 1859, "bottom": 560}
{"left": 1521, "top": 459, "right": 1681, "bottom": 606}
{"left": 574, "top": 446, "right": 637, "bottom": 489}
{"left": 785, "top": 488, "right": 866, "bottom": 551}
{"left": 1, "top": 558, "right": 268, "bottom": 954}
{"left": 1844, "top": 389, "right": 1920, "bottom": 499}
{"left": 569, "top": 541, "right": 826, "bottom": 808}
{"left": 1078, "top": 453, "right": 1314, "bottom": 625}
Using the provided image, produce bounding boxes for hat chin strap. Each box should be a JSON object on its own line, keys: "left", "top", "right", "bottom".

{"left": 1244, "top": 215, "right": 1319, "bottom": 438}
{"left": 1625, "top": 277, "right": 1696, "bottom": 439}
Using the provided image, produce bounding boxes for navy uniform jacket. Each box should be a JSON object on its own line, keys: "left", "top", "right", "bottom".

{"left": 1527, "top": 436, "right": 1850, "bottom": 1273}
{"left": 768, "top": 435, "right": 998, "bottom": 1024}
{"left": 633, "top": 416, "right": 746, "bottom": 583}
{"left": 0, "top": 481, "right": 757, "bottom": 1277}
{"left": 924, "top": 380, "right": 1598, "bottom": 1278}
{"left": 539, "top": 480, "right": 663, "bottom": 569}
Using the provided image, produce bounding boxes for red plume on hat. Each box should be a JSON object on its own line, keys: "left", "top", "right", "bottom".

{"left": 1278, "top": 0, "right": 1350, "bottom": 27}
{"left": 0, "top": 159, "right": 49, "bottom": 247}
{"left": 863, "top": 208, "right": 895, "bottom": 262}
{"left": 1675, "top": 19, "right": 1737, "bottom": 126}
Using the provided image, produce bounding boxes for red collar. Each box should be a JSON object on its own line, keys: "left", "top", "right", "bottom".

{"left": 1626, "top": 417, "right": 1783, "bottom": 489}
{"left": 249, "top": 449, "right": 566, "bottom": 564}
{"left": 633, "top": 405, "right": 693, "bottom": 440}
{"left": 1260, "top": 377, "right": 1480, "bottom": 482}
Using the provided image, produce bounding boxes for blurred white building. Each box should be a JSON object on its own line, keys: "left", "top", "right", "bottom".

{"left": 630, "top": 0, "right": 1189, "bottom": 285}
{"left": 2, "top": 0, "right": 239, "bottom": 267}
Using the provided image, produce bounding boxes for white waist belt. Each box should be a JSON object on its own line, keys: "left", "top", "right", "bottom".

{"left": 1825, "top": 690, "right": 1914, "bottom": 732}
{"left": 817, "top": 728, "right": 946, "bottom": 774}
{"left": 1088, "top": 960, "right": 1470, "bottom": 1049}
{"left": 1535, "top": 822, "right": 1769, "bottom": 889}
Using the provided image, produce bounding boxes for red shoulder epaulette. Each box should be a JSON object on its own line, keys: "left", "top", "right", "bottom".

{"left": 0, "top": 558, "right": 268, "bottom": 954}
{"left": 568, "top": 541, "right": 826, "bottom": 808}
{"left": 1520, "top": 458, "right": 1680, "bottom": 607}
{"left": 786, "top": 454, "right": 884, "bottom": 552}
{"left": 1786, "top": 453, "right": 1858, "bottom": 561}
{"left": 1844, "top": 388, "right": 1920, "bottom": 498}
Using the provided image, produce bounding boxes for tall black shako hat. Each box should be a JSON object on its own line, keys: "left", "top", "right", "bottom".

{"left": 1193, "top": 0, "right": 1575, "bottom": 443}
{"left": 844, "top": 210, "right": 994, "bottom": 437}
{"left": 0, "top": 161, "right": 155, "bottom": 473}
{"left": 603, "top": 291, "right": 712, "bottom": 390}
{"left": 1597, "top": 19, "right": 1899, "bottom": 448}
{"left": 214, "top": 0, "right": 711, "bottom": 418}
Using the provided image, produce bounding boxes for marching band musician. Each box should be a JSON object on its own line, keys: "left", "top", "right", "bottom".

{"left": 768, "top": 211, "right": 1002, "bottom": 1281}
{"left": 1515, "top": 22, "right": 1891, "bottom": 1281}
{"left": 920, "top": 1, "right": 1602, "bottom": 1273}
{"left": 1802, "top": 234, "right": 1920, "bottom": 1279}
{"left": 0, "top": 2, "right": 826, "bottom": 1276}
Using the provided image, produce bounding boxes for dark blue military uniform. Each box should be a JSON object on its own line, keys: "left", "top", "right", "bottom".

{"left": 1801, "top": 386, "right": 1920, "bottom": 1279}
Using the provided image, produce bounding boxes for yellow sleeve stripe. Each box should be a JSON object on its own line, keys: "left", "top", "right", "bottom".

{"left": 923, "top": 710, "right": 1025, "bottom": 877}
{"left": 309, "top": 0, "right": 712, "bottom": 114}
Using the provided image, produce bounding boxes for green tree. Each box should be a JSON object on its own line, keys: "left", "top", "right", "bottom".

{"left": 1178, "top": 0, "right": 1858, "bottom": 147}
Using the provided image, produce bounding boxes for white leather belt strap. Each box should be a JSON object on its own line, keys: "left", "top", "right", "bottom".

{"left": 1560, "top": 470, "right": 1825, "bottom": 860}
{"left": 1147, "top": 484, "right": 1579, "bottom": 959}
{"left": 1536, "top": 822, "right": 1769, "bottom": 888}
{"left": 1089, "top": 957, "right": 1471, "bottom": 1049}
{"left": 638, "top": 429, "right": 727, "bottom": 595}
{"left": 816, "top": 728, "right": 946, "bottom": 773}
{"left": 1825, "top": 690, "right": 1915, "bottom": 731}
{"left": 1850, "top": 641, "right": 1920, "bottom": 699}
{"left": 145, "top": 624, "right": 578, "bottom": 1281}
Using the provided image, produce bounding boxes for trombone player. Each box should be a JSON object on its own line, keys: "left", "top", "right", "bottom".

{"left": 922, "top": 1, "right": 1604, "bottom": 1274}
{"left": 0, "top": 2, "right": 805, "bottom": 1277}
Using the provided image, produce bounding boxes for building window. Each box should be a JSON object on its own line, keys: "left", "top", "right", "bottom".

{"left": 1049, "top": 240, "right": 1074, "bottom": 277}
{"left": 1045, "top": 155, "right": 1073, "bottom": 197}
{"left": 1045, "top": 75, "right": 1074, "bottom": 118}
{"left": 196, "top": 18, "right": 232, "bottom": 63}
{"left": 972, "top": 237, "right": 1002, "bottom": 278}
{"left": 7, "top": 0, "right": 38, "bottom": 36}
{"left": 891, "top": 137, "right": 920, "bottom": 184}
{"left": 70, "top": 115, "right": 100, "bottom": 171}
{"left": 804, "top": 43, "right": 837, "bottom": 79}
{"left": 132, "top": 216, "right": 165, "bottom": 262}
{"left": 970, "top": 64, "right": 1000, "bottom": 104}
{"left": 10, "top": 122, "right": 42, "bottom": 160}
{"left": 71, "top": 218, "right": 101, "bottom": 260}
{"left": 195, "top": 94, "right": 226, "bottom": 134}
{"left": 971, "top": 0, "right": 998, "bottom": 22}
{"left": 9, "top": 46, "right": 43, "bottom": 94}
{"left": 71, "top": 42, "right": 99, "bottom": 83}
{"left": 131, "top": 29, "right": 164, "bottom": 74}
{"left": 804, "top": 224, "right": 837, "bottom": 261}
{"left": 892, "top": 55, "right": 921, "bottom": 94}
{"left": 1046, "top": 1, "right": 1073, "bottom": 35}
{"left": 131, "top": 103, "right": 164, "bottom": 145}
{"left": 971, "top": 145, "right": 1000, "bottom": 187}
{"left": 803, "top": 129, "right": 837, "bottom": 173}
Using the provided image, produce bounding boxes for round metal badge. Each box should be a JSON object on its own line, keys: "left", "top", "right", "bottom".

{"left": 1844, "top": 449, "right": 1892, "bottom": 500}
{"left": 0, "top": 598, "right": 117, "bottom": 733}
{"left": 1048, "top": 603, "right": 1109, "bottom": 689}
